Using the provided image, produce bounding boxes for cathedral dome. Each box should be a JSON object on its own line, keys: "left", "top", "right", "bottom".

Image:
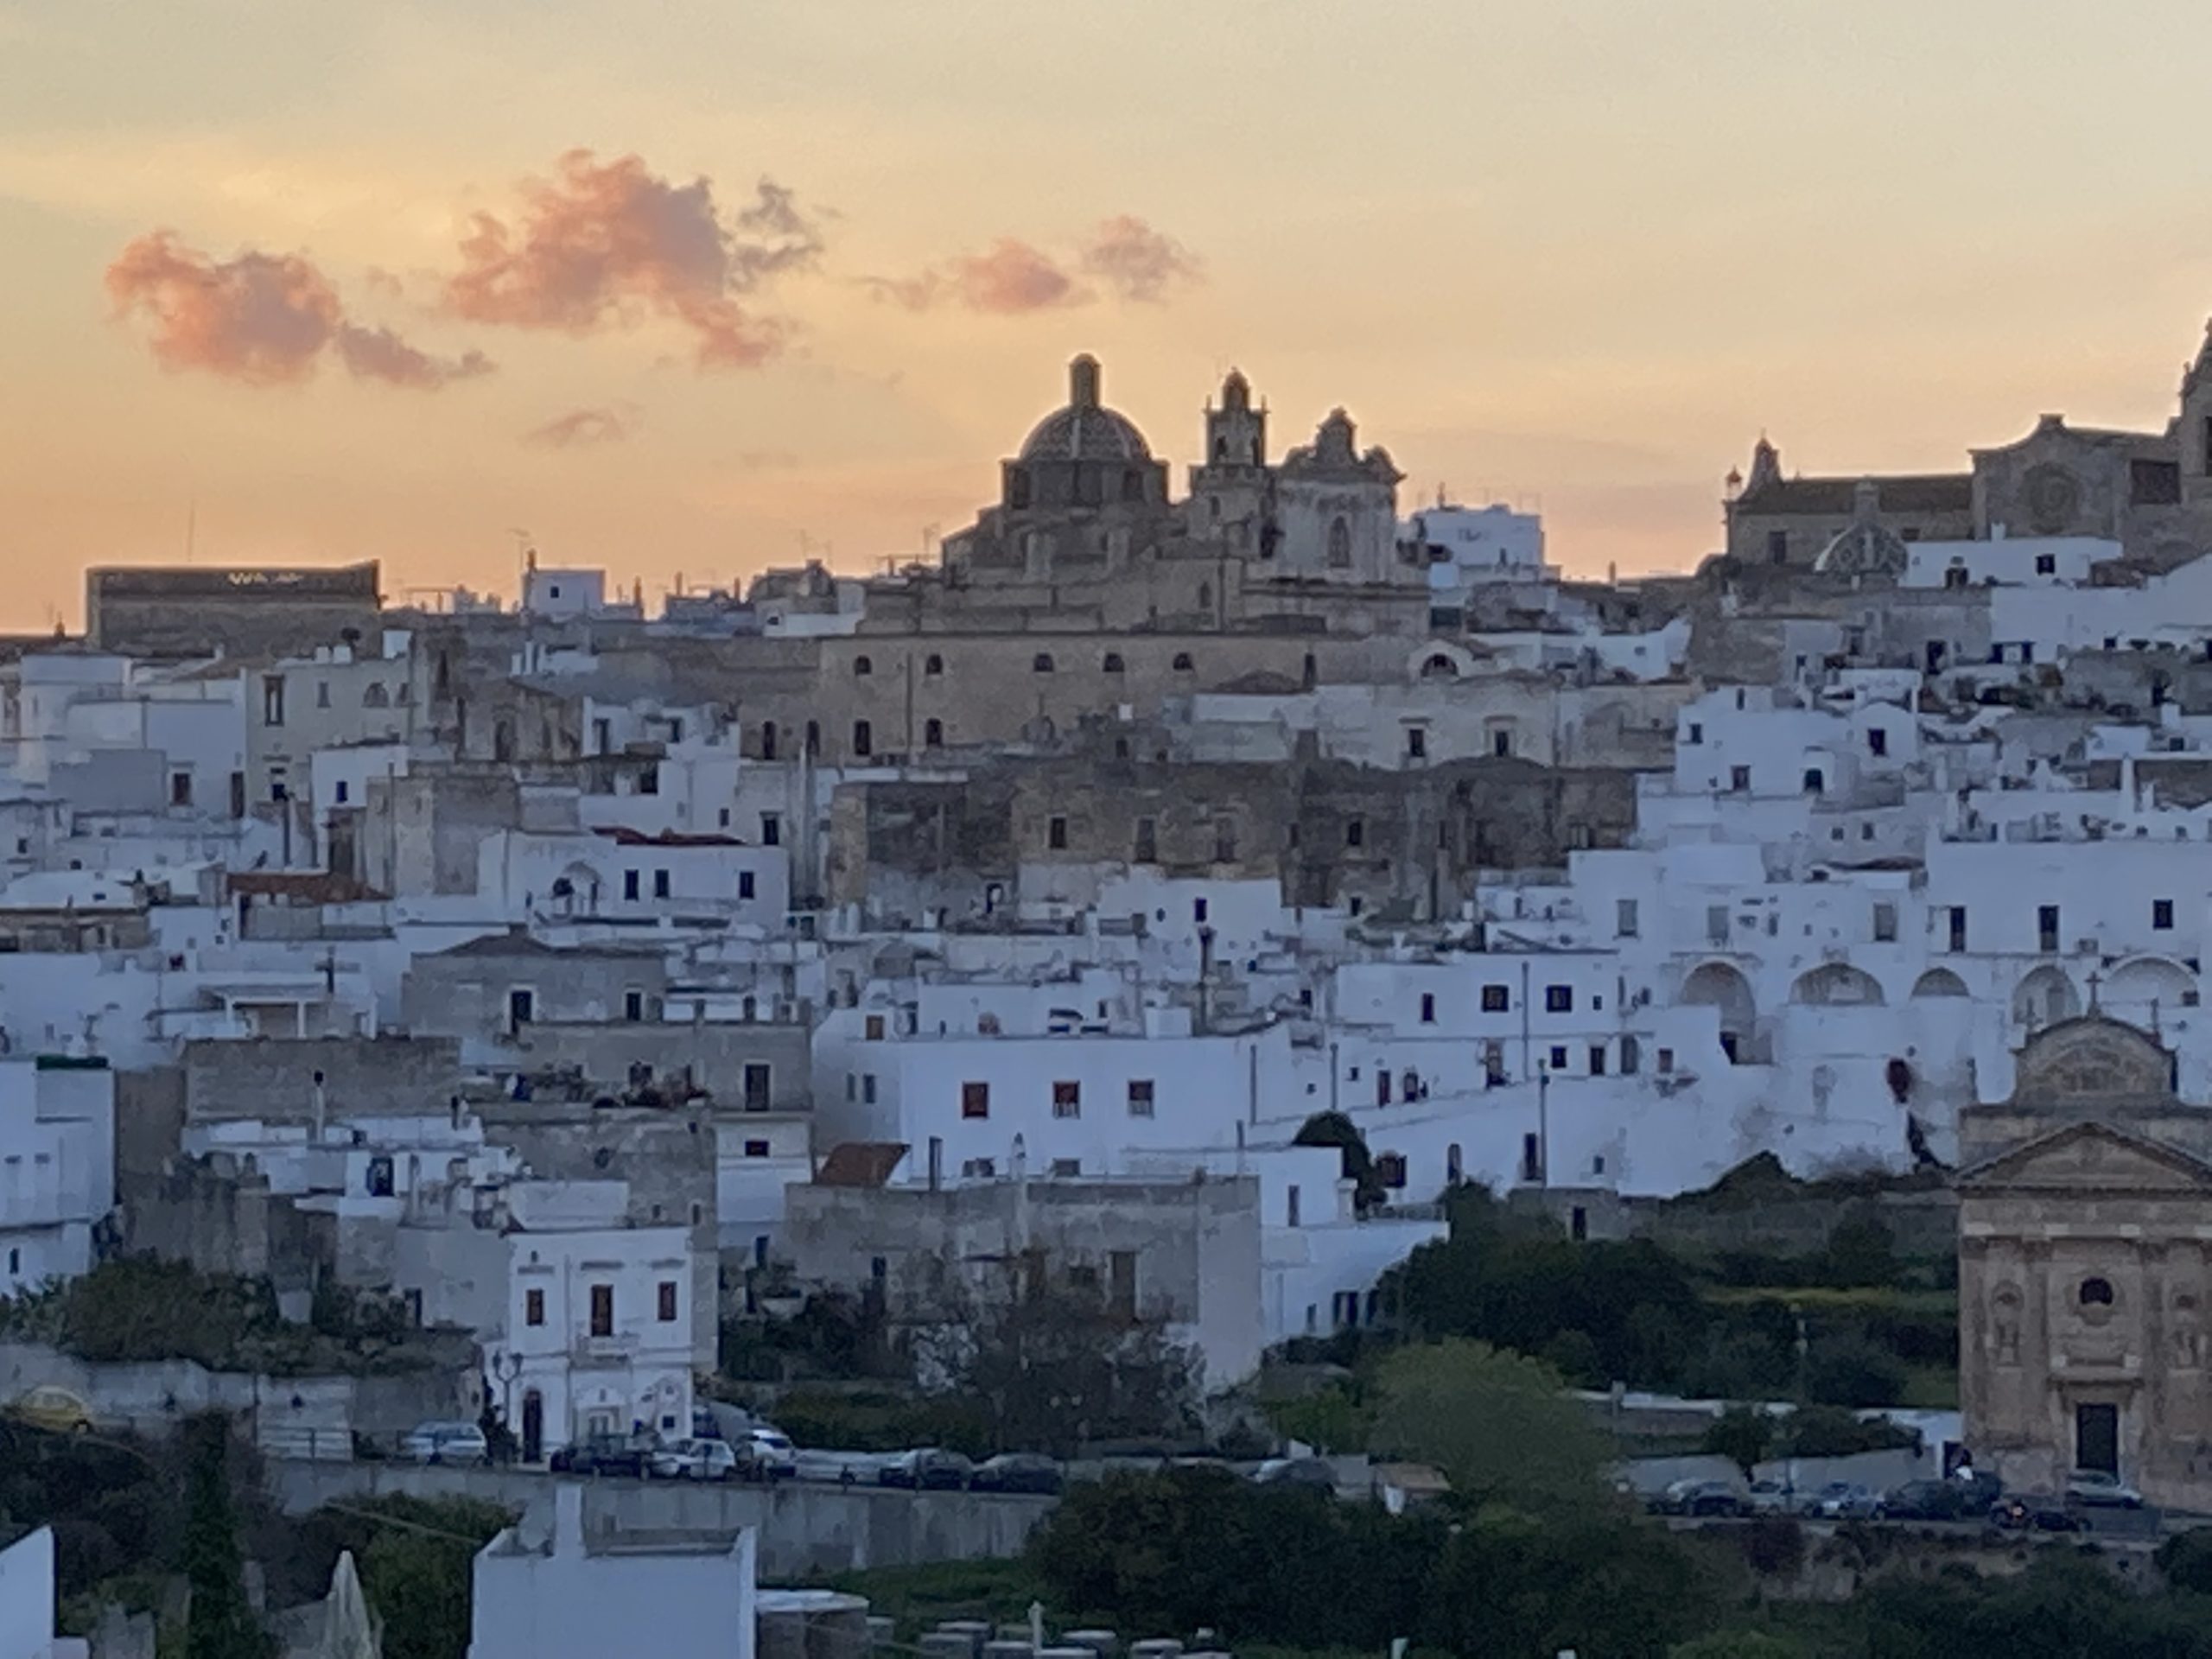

{"left": 1017, "top": 355, "right": 1153, "bottom": 463}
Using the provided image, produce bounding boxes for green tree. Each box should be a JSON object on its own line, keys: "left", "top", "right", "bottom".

{"left": 1802, "top": 1333, "right": 1906, "bottom": 1408}
{"left": 1703, "top": 1405, "right": 1773, "bottom": 1482}
{"left": 1293, "top": 1111, "right": 1386, "bottom": 1211}
{"left": 1670, "top": 1632, "right": 1808, "bottom": 1659}
{"left": 1422, "top": 1505, "right": 1714, "bottom": 1659}
{"left": 925, "top": 1263, "right": 1198, "bottom": 1456}
{"left": 1367, "top": 1340, "right": 1610, "bottom": 1514}
{"left": 2155, "top": 1527, "right": 2212, "bottom": 1593}
{"left": 1262, "top": 1386, "right": 1370, "bottom": 1454}
{"left": 1822, "top": 1214, "right": 1900, "bottom": 1287}
{"left": 295, "top": 1496, "right": 512, "bottom": 1659}
{"left": 179, "top": 1415, "right": 268, "bottom": 1659}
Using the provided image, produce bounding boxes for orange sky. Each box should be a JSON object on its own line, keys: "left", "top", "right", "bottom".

{"left": 11, "top": 0, "right": 2212, "bottom": 627}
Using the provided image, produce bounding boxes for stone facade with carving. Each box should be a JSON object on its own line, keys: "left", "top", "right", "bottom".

{"left": 1957, "top": 1015, "right": 2212, "bottom": 1508}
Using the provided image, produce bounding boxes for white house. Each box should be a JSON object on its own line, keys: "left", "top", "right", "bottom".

{"left": 0, "top": 1058, "right": 115, "bottom": 1295}
{"left": 0, "top": 1529, "right": 87, "bottom": 1659}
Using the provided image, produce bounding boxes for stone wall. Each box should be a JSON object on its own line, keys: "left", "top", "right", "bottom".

{"left": 182, "top": 1035, "right": 463, "bottom": 1122}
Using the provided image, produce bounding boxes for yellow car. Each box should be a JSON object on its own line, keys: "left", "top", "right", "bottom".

{"left": 6, "top": 1386, "right": 94, "bottom": 1434}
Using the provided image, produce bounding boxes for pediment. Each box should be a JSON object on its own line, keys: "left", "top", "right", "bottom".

{"left": 1961, "top": 1119, "right": 2212, "bottom": 1194}
{"left": 2010, "top": 1016, "right": 2176, "bottom": 1108}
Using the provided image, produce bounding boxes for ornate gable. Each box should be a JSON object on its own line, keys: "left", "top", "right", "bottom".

{"left": 1960, "top": 1118, "right": 2212, "bottom": 1195}
{"left": 2010, "top": 1015, "right": 2175, "bottom": 1108}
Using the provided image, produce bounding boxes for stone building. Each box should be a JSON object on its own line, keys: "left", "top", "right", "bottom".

{"left": 1958, "top": 1014, "right": 2212, "bottom": 1507}
{"left": 85, "top": 563, "right": 381, "bottom": 661}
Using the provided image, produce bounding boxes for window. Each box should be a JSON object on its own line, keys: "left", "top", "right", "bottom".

{"left": 2034, "top": 554, "right": 2057, "bottom": 575}
{"left": 854, "top": 655, "right": 874, "bottom": 677}
{"left": 1873, "top": 902, "right": 1897, "bottom": 943}
{"left": 1128, "top": 1079, "right": 1155, "bottom": 1117}
{"left": 744, "top": 1139, "right": 770, "bottom": 1157}
{"left": 1214, "top": 817, "right": 1237, "bottom": 862}
{"left": 2155, "top": 899, "right": 2176, "bottom": 931}
{"left": 2133, "top": 458, "right": 2183, "bottom": 505}
{"left": 169, "top": 771, "right": 193, "bottom": 808}
{"left": 1134, "top": 818, "right": 1157, "bottom": 861}
{"left": 1327, "top": 517, "right": 1352, "bottom": 567}
{"left": 1730, "top": 765, "right": 1751, "bottom": 791}
{"left": 588, "top": 1284, "right": 613, "bottom": 1338}
{"left": 2080, "top": 1276, "right": 2115, "bottom": 1307}
{"left": 315, "top": 680, "right": 331, "bottom": 709}
{"left": 1193, "top": 896, "right": 1209, "bottom": 924}
{"left": 1047, "top": 815, "right": 1068, "bottom": 850}
{"left": 1685, "top": 721, "right": 1703, "bottom": 745}
{"left": 1286, "top": 1185, "right": 1301, "bottom": 1227}
{"left": 1420, "top": 992, "right": 1437, "bottom": 1024}
{"left": 864, "top": 1014, "right": 885, "bottom": 1040}
{"left": 1481, "top": 984, "right": 1509, "bottom": 1013}
{"left": 1172, "top": 652, "right": 1195, "bottom": 671}
{"left": 1656, "top": 1046, "right": 1675, "bottom": 1074}
{"left": 1588, "top": 1044, "right": 1607, "bottom": 1077}
{"left": 2038, "top": 904, "right": 2061, "bottom": 953}
{"left": 851, "top": 720, "right": 873, "bottom": 757}
{"left": 658, "top": 1281, "right": 678, "bottom": 1323}
{"left": 1406, "top": 727, "right": 1427, "bottom": 760}
{"left": 738, "top": 870, "right": 756, "bottom": 900}
{"left": 1548, "top": 1044, "right": 1569, "bottom": 1071}
{"left": 962, "top": 1081, "right": 989, "bottom": 1119}
{"left": 1546, "top": 984, "right": 1573, "bottom": 1013}
{"left": 1491, "top": 728, "right": 1512, "bottom": 759}
{"left": 1346, "top": 817, "right": 1365, "bottom": 849}
{"left": 1033, "top": 652, "right": 1055, "bottom": 673}
{"left": 1766, "top": 530, "right": 1789, "bottom": 563}
{"left": 262, "top": 675, "right": 285, "bottom": 727}
{"left": 1102, "top": 652, "right": 1126, "bottom": 673}
{"left": 525, "top": 1288, "right": 545, "bottom": 1327}
{"left": 1052, "top": 1081, "right": 1080, "bottom": 1118}
{"left": 1376, "top": 1070, "right": 1392, "bottom": 1106}
{"left": 924, "top": 718, "right": 944, "bottom": 747}
{"left": 760, "top": 721, "right": 779, "bottom": 760}
{"left": 861, "top": 1074, "right": 876, "bottom": 1104}
{"left": 624, "top": 989, "right": 645, "bottom": 1022}
{"left": 1948, "top": 906, "right": 1968, "bottom": 952}
{"left": 925, "top": 654, "right": 944, "bottom": 676}
{"left": 507, "top": 988, "right": 534, "bottom": 1031}
{"left": 1867, "top": 727, "right": 1888, "bottom": 757}
{"left": 1616, "top": 899, "right": 1639, "bottom": 938}
{"left": 760, "top": 812, "right": 781, "bottom": 847}
{"left": 623, "top": 869, "right": 640, "bottom": 902}
{"left": 1620, "top": 1035, "right": 1640, "bottom": 1075}
{"left": 652, "top": 869, "right": 671, "bottom": 899}
{"left": 742, "top": 1063, "right": 772, "bottom": 1112}
{"left": 333, "top": 780, "right": 349, "bottom": 805}
{"left": 1802, "top": 768, "right": 1825, "bottom": 795}
{"left": 364, "top": 682, "right": 389, "bottom": 708}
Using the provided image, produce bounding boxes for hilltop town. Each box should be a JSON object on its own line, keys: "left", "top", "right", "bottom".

{"left": 15, "top": 336, "right": 2212, "bottom": 1655}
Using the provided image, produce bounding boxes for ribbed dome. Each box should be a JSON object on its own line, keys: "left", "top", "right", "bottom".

{"left": 1015, "top": 353, "right": 1153, "bottom": 463}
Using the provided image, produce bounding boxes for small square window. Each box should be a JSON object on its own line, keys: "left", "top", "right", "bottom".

{"left": 1419, "top": 992, "right": 1436, "bottom": 1024}
{"left": 1128, "top": 1079, "right": 1155, "bottom": 1116}
{"left": 658, "top": 1281, "right": 679, "bottom": 1323}
{"left": 525, "top": 1288, "right": 545, "bottom": 1326}
{"left": 1548, "top": 1045, "right": 1569, "bottom": 1071}
{"left": 738, "top": 870, "right": 756, "bottom": 899}
{"left": 962, "top": 1081, "right": 989, "bottom": 1119}
{"left": 1052, "top": 1080, "right": 1080, "bottom": 1118}
{"left": 2155, "top": 899, "right": 2176, "bottom": 931}
{"left": 1545, "top": 984, "right": 1572, "bottom": 1013}
{"left": 1048, "top": 816, "right": 1068, "bottom": 850}
{"left": 1481, "top": 984, "right": 1510, "bottom": 1013}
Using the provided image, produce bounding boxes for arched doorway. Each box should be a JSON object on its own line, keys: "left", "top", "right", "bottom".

{"left": 521, "top": 1389, "right": 543, "bottom": 1464}
{"left": 2105, "top": 957, "right": 2196, "bottom": 1027}
{"left": 2012, "top": 965, "right": 2080, "bottom": 1030}
{"left": 1789, "top": 963, "right": 1885, "bottom": 1006}
{"left": 1681, "top": 962, "right": 1757, "bottom": 1064}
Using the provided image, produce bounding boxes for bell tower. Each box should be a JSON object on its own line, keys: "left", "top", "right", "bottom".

{"left": 1204, "top": 369, "right": 1266, "bottom": 469}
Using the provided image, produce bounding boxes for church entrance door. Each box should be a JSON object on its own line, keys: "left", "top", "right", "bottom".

{"left": 521, "top": 1389, "right": 543, "bottom": 1464}
{"left": 2075, "top": 1402, "right": 2120, "bottom": 1475}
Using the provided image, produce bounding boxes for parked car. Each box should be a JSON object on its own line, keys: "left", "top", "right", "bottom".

{"left": 1252, "top": 1458, "right": 1337, "bottom": 1491}
{"left": 879, "top": 1448, "right": 975, "bottom": 1490}
{"left": 2065, "top": 1469, "right": 2145, "bottom": 1510}
{"left": 971, "top": 1453, "right": 1065, "bottom": 1495}
{"left": 649, "top": 1438, "right": 740, "bottom": 1481}
{"left": 1990, "top": 1494, "right": 2083, "bottom": 1533}
{"left": 550, "top": 1433, "right": 657, "bottom": 1478}
{"left": 738, "top": 1427, "right": 798, "bottom": 1481}
{"left": 1810, "top": 1482, "right": 1882, "bottom": 1520}
{"left": 400, "top": 1421, "right": 488, "bottom": 1466}
{"left": 1883, "top": 1474, "right": 2003, "bottom": 1522}
{"left": 4, "top": 1386, "right": 94, "bottom": 1436}
{"left": 1649, "top": 1478, "right": 1745, "bottom": 1517}
{"left": 1746, "top": 1478, "right": 1798, "bottom": 1516}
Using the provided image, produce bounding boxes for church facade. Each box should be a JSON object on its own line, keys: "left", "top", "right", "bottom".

{"left": 1958, "top": 1015, "right": 2212, "bottom": 1508}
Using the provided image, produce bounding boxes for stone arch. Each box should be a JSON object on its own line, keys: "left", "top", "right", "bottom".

{"left": 1407, "top": 641, "right": 1478, "bottom": 683}
{"left": 1681, "top": 961, "right": 1757, "bottom": 1063}
{"left": 2012, "top": 964, "right": 2081, "bottom": 1030}
{"left": 2103, "top": 955, "right": 2196, "bottom": 1023}
{"left": 1789, "top": 962, "right": 1885, "bottom": 1007}
{"left": 1911, "top": 967, "right": 1970, "bottom": 998}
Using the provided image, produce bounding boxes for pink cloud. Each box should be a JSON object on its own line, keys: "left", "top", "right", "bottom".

{"left": 447, "top": 150, "right": 822, "bottom": 369}
{"left": 105, "top": 230, "right": 493, "bottom": 391}
{"left": 1079, "top": 215, "right": 1202, "bottom": 302}
{"left": 868, "top": 217, "right": 1200, "bottom": 315}
{"left": 522, "top": 405, "right": 637, "bottom": 449}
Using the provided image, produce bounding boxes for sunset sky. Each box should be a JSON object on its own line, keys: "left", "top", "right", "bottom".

{"left": 12, "top": 0, "right": 2212, "bottom": 627}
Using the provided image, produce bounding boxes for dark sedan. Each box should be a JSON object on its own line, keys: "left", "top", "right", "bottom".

{"left": 1989, "top": 1495, "right": 2082, "bottom": 1533}
{"left": 880, "top": 1448, "right": 976, "bottom": 1490}
{"left": 550, "top": 1433, "right": 654, "bottom": 1478}
{"left": 970, "top": 1453, "right": 1065, "bottom": 1495}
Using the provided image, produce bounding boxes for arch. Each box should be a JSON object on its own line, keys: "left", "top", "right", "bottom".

{"left": 2012, "top": 964, "right": 2080, "bottom": 1030}
{"left": 1326, "top": 516, "right": 1352, "bottom": 567}
{"left": 2103, "top": 955, "right": 2196, "bottom": 1022}
{"left": 1911, "top": 968, "right": 1970, "bottom": 999}
{"left": 1681, "top": 962, "right": 1757, "bottom": 1064}
{"left": 854, "top": 655, "right": 873, "bottom": 677}
{"left": 923, "top": 718, "right": 944, "bottom": 748}
{"left": 1033, "top": 652, "right": 1055, "bottom": 673}
{"left": 924, "top": 654, "right": 944, "bottom": 677}
{"left": 1102, "top": 652, "right": 1126, "bottom": 673}
{"left": 758, "top": 720, "right": 778, "bottom": 761}
{"left": 1789, "top": 962, "right": 1885, "bottom": 1007}
{"left": 1172, "top": 652, "right": 1194, "bottom": 672}
{"left": 1407, "top": 641, "right": 1478, "bottom": 683}
{"left": 1198, "top": 582, "right": 1212, "bottom": 610}
{"left": 362, "top": 682, "right": 389, "bottom": 708}
{"left": 553, "top": 862, "right": 602, "bottom": 916}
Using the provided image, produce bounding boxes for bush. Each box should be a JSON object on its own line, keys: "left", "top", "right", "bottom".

{"left": 1738, "top": 1516, "right": 1805, "bottom": 1580}
{"left": 1777, "top": 1405, "right": 1916, "bottom": 1460}
{"left": 1703, "top": 1406, "right": 1774, "bottom": 1481}
{"left": 1803, "top": 1334, "right": 1907, "bottom": 1408}
{"left": 2155, "top": 1527, "right": 2212, "bottom": 1593}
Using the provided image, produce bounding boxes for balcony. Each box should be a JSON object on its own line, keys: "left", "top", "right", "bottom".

{"left": 570, "top": 1332, "right": 640, "bottom": 1366}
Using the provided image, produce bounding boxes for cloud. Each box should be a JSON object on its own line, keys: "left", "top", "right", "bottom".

{"left": 1078, "top": 214, "right": 1201, "bottom": 302}
{"left": 105, "top": 230, "right": 492, "bottom": 391}
{"left": 522, "top": 406, "right": 637, "bottom": 450}
{"left": 447, "top": 150, "right": 823, "bottom": 369}
{"left": 868, "top": 217, "right": 1200, "bottom": 315}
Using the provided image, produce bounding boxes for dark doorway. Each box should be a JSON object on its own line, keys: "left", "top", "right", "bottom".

{"left": 521, "top": 1389, "right": 543, "bottom": 1464}
{"left": 2075, "top": 1402, "right": 2120, "bottom": 1475}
